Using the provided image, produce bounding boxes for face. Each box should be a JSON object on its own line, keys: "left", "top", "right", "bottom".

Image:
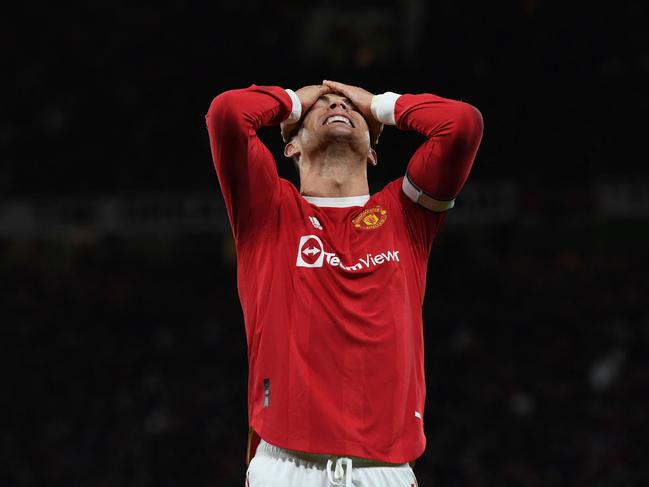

{"left": 297, "top": 94, "right": 371, "bottom": 149}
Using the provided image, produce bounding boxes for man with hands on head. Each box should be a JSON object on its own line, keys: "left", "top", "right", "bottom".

{"left": 206, "top": 80, "right": 483, "bottom": 487}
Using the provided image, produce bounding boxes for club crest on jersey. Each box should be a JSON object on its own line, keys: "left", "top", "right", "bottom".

{"left": 352, "top": 205, "right": 387, "bottom": 230}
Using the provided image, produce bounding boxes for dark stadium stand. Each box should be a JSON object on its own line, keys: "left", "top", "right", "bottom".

{"left": 3, "top": 0, "right": 648, "bottom": 485}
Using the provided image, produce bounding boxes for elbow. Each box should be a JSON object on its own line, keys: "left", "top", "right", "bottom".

{"left": 206, "top": 90, "right": 240, "bottom": 125}
{"left": 206, "top": 89, "right": 260, "bottom": 131}
{"left": 453, "top": 102, "right": 484, "bottom": 149}
{"left": 459, "top": 103, "right": 484, "bottom": 139}
{"left": 205, "top": 89, "right": 255, "bottom": 148}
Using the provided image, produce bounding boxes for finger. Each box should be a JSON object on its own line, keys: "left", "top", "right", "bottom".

{"left": 303, "top": 85, "right": 334, "bottom": 112}
{"left": 322, "top": 80, "right": 350, "bottom": 97}
{"left": 298, "top": 85, "right": 331, "bottom": 113}
{"left": 322, "top": 80, "right": 349, "bottom": 89}
{"left": 318, "top": 84, "right": 335, "bottom": 95}
{"left": 322, "top": 80, "right": 346, "bottom": 93}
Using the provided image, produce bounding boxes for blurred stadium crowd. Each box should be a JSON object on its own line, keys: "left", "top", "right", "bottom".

{"left": 3, "top": 0, "right": 649, "bottom": 486}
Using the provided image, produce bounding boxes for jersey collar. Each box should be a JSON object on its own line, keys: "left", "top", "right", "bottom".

{"left": 302, "top": 195, "right": 370, "bottom": 208}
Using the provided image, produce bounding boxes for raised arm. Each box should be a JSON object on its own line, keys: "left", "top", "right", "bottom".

{"left": 372, "top": 91, "right": 484, "bottom": 212}
{"left": 321, "top": 80, "right": 483, "bottom": 213}
{"left": 205, "top": 85, "right": 297, "bottom": 242}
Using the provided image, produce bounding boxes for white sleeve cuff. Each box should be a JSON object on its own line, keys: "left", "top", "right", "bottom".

{"left": 370, "top": 91, "right": 401, "bottom": 125}
{"left": 284, "top": 89, "right": 302, "bottom": 123}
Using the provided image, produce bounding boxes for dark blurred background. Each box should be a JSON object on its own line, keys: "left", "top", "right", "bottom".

{"left": 2, "top": 0, "right": 649, "bottom": 486}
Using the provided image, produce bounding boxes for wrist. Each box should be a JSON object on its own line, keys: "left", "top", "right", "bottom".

{"left": 370, "top": 92, "right": 401, "bottom": 125}
{"left": 284, "top": 89, "right": 302, "bottom": 123}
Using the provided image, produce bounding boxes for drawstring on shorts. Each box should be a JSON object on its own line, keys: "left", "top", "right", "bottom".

{"left": 253, "top": 439, "right": 408, "bottom": 487}
{"left": 326, "top": 457, "right": 353, "bottom": 487}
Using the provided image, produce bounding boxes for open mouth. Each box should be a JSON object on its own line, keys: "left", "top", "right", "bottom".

{"left": 322, "top": 115, "right": 354, "bottom": 128}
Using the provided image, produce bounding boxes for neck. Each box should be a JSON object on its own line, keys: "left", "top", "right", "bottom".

{"left": 298, "top": 144, "right": 369, "bottom": 198}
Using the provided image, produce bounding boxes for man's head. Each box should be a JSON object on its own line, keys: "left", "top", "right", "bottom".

{"left": 283, "top": 93, "right": 377, "bottom": 172}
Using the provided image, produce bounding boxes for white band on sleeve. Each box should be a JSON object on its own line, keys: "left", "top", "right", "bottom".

{"left": 370, "top": 91, "right": 401, "bottom": 125}
{"left": 402, "top": 174, "right": 455, "bottom": 212}
{"left": 284, "top": 89, "right": 302, "bottom": 123}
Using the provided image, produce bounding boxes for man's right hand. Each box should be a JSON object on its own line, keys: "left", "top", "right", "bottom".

{"left": 281, "top": 84, "right": 333, "bottom": 142}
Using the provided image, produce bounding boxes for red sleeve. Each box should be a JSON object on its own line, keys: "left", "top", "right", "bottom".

{"left": 205, "top": 85, "right": 292, "bottom": 242}
{"left": 395, "top": 93, "right": 484, "bottom": 206}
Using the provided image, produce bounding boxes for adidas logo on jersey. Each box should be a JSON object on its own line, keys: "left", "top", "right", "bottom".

{"left": 296, "top": 235, "right": 400, "bottom": 270}
{"left": 308, "top": 216, "right": 323, "bottom": 230}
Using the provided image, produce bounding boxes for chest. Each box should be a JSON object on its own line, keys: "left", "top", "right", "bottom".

{"left": 277, "top": 203, "right": 407, "bottom": 272}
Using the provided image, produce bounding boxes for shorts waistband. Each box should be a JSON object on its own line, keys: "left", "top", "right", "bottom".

{"left": 256, "top": 439, "right": 408, "bottom": 468}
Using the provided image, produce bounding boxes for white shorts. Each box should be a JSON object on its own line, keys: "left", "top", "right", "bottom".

{"left": 246, "top": 439, "right": 419, "bottom": 487}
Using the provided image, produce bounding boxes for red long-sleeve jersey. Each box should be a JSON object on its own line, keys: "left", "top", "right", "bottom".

{"left": 205, "top": 85, "right": 483, "bottom": 464}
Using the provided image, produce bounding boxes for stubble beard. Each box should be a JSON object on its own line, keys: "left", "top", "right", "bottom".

{"left": 302, "top": 126, "right": 370, "bottom": 164}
